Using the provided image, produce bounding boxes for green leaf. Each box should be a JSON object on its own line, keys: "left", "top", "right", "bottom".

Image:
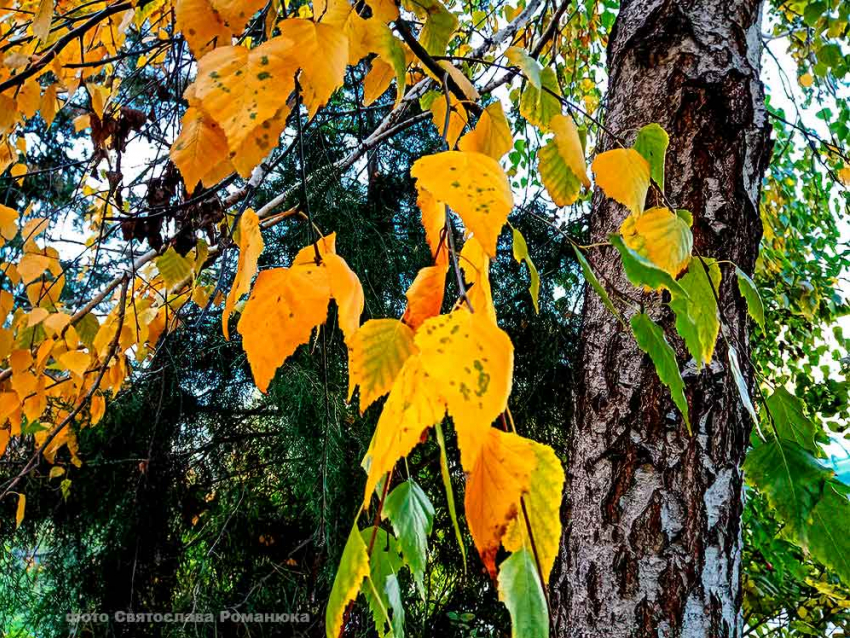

{"left": 609, "top": 234, "right": 688, "bottom": 298}
{"left": 669, "top": 258, "right": 720, "bottom": 367}
{"left": 633, "top": 123, "right": 669, "bottom": 190}
{"left": 497, "top": 547, "right": 549, "bottom": 638}
{"left": 383, "top": 480, "right": 435, "bottom": 596}
{"left": 728, "top": 345, "right": 758, "bottom": 429}
{"left": 519, "top": 67, "right": 561, "bottom": 130}
{"left": 747, "top": 439, "right": 850, "bottom": 585}
{"left": 417, "top": 0, "right": 458, "bottom": 56}
{"left": 435, "top": 421, "right": 466, "bottom": 572}
{"left": 360, "top": 528, "right": 405, "bottom": 638}
{"left": 808, "top": 484, "right": 850, "bottom": 584}
{"left": 572, "top": 245, "right": 624, "bottom": 326}
{"left": 735, "top": 266, "right": 765, "bottom": 330}
{"left": 511, "top": 226, "right": 540, "bottom": 313}
{"left": 326, "top": 524, "right": 371, "bottom": 638}
{"left": 630, "top": 313, "right": 690, "bottom": 431}
{"left": 765, "top": 387, "right": 818, "bottom": 454}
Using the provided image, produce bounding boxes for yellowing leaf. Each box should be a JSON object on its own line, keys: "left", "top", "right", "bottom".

{"left": 176, "top": 0, "right": 231, "bottom": 57}
{"left": 799, "top": 72, "right": 814, "bottom": 88}
{"left": 538, "top": 113, "right": 589, "bottom": 207}
{"left": 511, "top": 227, "right": 539, "bottom": 313}
{"left": 464, "top": 428, "right": 536, "bottom": 578}
{"left": 194, "top": 38, "right": 298, "bottom": 151}
{"left": 229, "top": 105, "right": 290, "bottom": 179}
{"left": 238, "top": 263, "right": 330, "bottom": 392}
{"left": 348, "top": 319, "right": 417, "bottom": 412}
{"left": 361, "top": 356, "right": 443, "bottom": 506}
{"left": 326, "top": 524, "right": 371, "bottom": 638}
{"left": 505, "top": 47, "right": 542, "bottom": 89}
{"left": 171, "top": 106, "right": 230, "bottom": 192}
{"left": 415, "top": 309, "right": 513, "bottom": 467}
{"left": 17, "top": 253, "right": 51, "bottom": 285}
{"left": 156, "top": 246, "right": 194, "bottom": 289}
{"left": 425, "top": 91, "right": 468, "bottom": 149}
{"left": 620, "top": 207, "right": 692, "bottom": 278}
{"left": 323, "top": 253, "right": 365, "bottom": 343}
{"left": 16, "top": 493, "right": 26, "bottom": 528}
{"left": 503, "top": 440, "right": 564, "bottom": 582}
{"left": 363, "top": 58, "right": 396, "bottom": 105}
{"left": 670, "top": 257, "right": 721, "bottom": 368}
{"left": 592, "top": 148, "right": 650, "bottom": 215}
{"left": 402, "top": 264, "right": 447, "bottom": 331}
{"left": 414, "top": 0, "right": 458, "bottom": 56}
{"left": 223, "top": 209, "right": 264, "bottom": 340}
{"left": 458, "top": 101, "right": 513, "bottom": 160}
{"left": 411, "top": 151, "right": 513, "bottom": 257}
{"left": 519, "top": 66, "right": 561, "bottom": 130}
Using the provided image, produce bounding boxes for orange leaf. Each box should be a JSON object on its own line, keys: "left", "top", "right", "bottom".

{"left": 464, "top": 428, "right": 536, "bottom": 578}
{"left": 402, "top": 264, "right": 447, "bottom": 331}
{"left": 223, "top": 209, "right": 264, "bottom": 340}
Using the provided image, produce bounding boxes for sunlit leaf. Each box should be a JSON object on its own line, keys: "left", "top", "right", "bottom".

{"left": 592, "top": 148, "right": 650, "bottom": 215}
{"left": 326, "top": 524, "right": 371, "bottom": 638}
{"left": 348, "top": 319, "right": 418, "bottom": 412}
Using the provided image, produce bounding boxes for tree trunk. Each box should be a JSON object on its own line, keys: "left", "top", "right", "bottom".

{"left": 552, "top": 1, "right": 772, "bottom": 636}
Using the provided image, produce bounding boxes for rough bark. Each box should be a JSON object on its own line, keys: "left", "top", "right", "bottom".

{"left": 551, "top": 1, "right": 772, "bottom": 636}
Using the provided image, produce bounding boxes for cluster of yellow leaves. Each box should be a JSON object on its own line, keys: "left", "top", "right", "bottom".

{"left": 171, "top": 0, "right": 407, "bottom": 192}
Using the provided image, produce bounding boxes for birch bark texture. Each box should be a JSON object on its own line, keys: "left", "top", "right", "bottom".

{"left": 552, "top": 0, "right": 772, "bottom": 636}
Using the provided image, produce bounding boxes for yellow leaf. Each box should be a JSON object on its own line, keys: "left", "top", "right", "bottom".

{"left": 620, "top": 207, "right": 693, "bottom": 278}
{"left": 541, "top": 113, "right": 590, "bottom": 204}
{"left": 223, "top": 209, "right": 264, "bottom": 340}
{"left": 16, "top": 493, "right": 26, "bottom": 528}
{"left": 417, "top": 188, "right": 448, "bottom": 265}
{"left": 838, "top": 164, "right": 850, "bottom": 186}
{"left": 0, "top": 204, "right": 18, "bottom": 243}
{"left": 458, "top": 101, "right": 513, "bottom": 160}
{"left": 17, "top": 253, "right": 51, "bottom": 284}
{"left": 171, "top": 106, "right": 230, "bottom": 192}
{"left": 426, "top": 91, "right": 469, "bottom": 149}
{"left": 176, "top": 0, "right": 232, "bottom": 57}
{"left": 59, "top": 351, "right": 91, "bottom": 379}
{"left": 43, "top": 312, "right": 70, "bottom": 336}
{"left": 503, "top": 440, "right": 564, "bottom": 583}
{"left": 90, "top": 392, "right": 106, "bottom": 425}
{"left": 363, "top": 58, "right": 396, "bottom": 105}
{"left": 348, "top": 318, "right": 417, "bottom": 412}
{"left": 277, "top": 19, "right": 348, "bottom": 117}
{"left": 411, "top": 150, "right": 513, "bottom": 257}
{"left": 402, "top": 264, "right": 447, "bottom": 331}
{"left": 459, "top": 235, "right": 496, "bottom": 322}
{"left": 799, "top": 73, "right": 814, "bottom": 88}
{"left": 415, "top": 309, "right": 513, "bottom": 467}
{"left": 22, "top": 217, "right": 49, "bottom": 242}
{"left": 32, "top": 0, "right": 53, "bottom": 42}
{"left": 211, "top": 0, "right": 267, "bottom": 32}
{"left": 464, "top": 428, "right": 536, "bottom": 578}
{"left": 591, "top": 148, "right": 650, "bottom": 215}
{"left": 40, "top": 84, "right": 59, "bottom": 128}
{"left": 238, "top": 264, "right": 330, "bottom": 392}
{"left": 16, "top": 80, "right": 41, "bottom": 119}
{"left": 49, "top": 465, "right": 65, "bottom": 479}
{"left": 194, "top": 38, "right": 298, "bottom": 151}
{"left": 229, "top": 105, "right": 290, "bottom": 179}
{"left": 361, "top": 356, "right": 443, "bottom": 506}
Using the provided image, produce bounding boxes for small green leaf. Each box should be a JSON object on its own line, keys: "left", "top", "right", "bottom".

{"left": 573, "top": 245, "right": 624, "bottom": 326}
{"left": 735, "top": 266, "right": 765, "bottom": 330}
{"left": 497, "top": 547, "right": 549, "bottom": 638}
{"left": 383, "top": 480, "right": 435, "bottom": 596}
{"left": 156, "top": 246, "right": 194, "bottom": 289}
{"left": 609, "top": 234, "right": 688, "bottom": 298}
{"left": 435, "top": 422, "right": 466, "bottom": 572}
{"left": 511, "top": 226, "right": 540, "bottom": 313}
{"left": 728, "top": 345, "right": 758, "bottom": 429}
{"left": 669, "top": 258, "right": 721, "bottom": 368}
{"left": 630, "top": 313, "right": 690, "bottom": 431}
{"left": 360, "top": 528, "right": 405, "bottom": 638}
{"left": 633, "top": 123, "right": 669, "bottom": 190}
